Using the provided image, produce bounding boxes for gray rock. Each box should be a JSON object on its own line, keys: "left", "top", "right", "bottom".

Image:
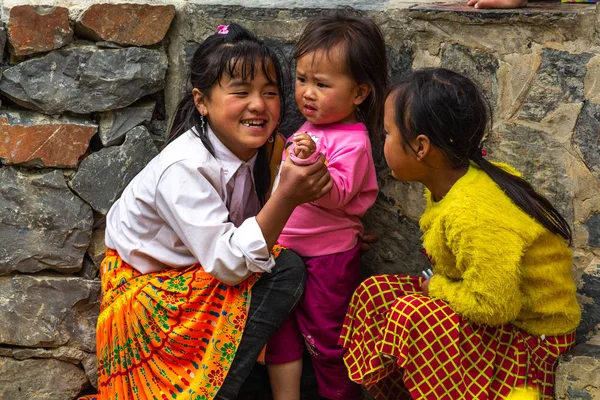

{"left": 10, "top": 346, "right": 84, "bottom": 364}
{"left": 69, "top": 126, "right": 159, "bottom": 214}
{"left": 487, "top": 123, "right": 574, "bottom": 225}
{"left": 0, "top": 168, "right": 93, "bottom": 275}
{"left": 80, "top": 255, "right": 100, "bottom": 281}
{"left": 99, "top": 99, "right": 156, "bottom": 147}
{"left": 82, "top": 352, "right": 98, "bottom": 390}
{"left": 520, "top": 48, "right": 593, "bottom": 122}
{"left": 578, "top": 273, "right": 600, "bottom": 342}
{"left": 0, "top": 275, "right": 100, "bottom": 349}
{"left": 387, "top": 43, "right": 414, "bottom": 80}
{"left": 361, "top": 200, "right": 430, "bottom": 277}
{"left": 555, "top": 334, "right": 600, "bottom": 399}
{"left": 584, "top": 214, "right": 600, "bottom": 248}
{"left": 0, "top": 357, "right": 88, "bottom": 400}
{"left": 0, "top": 45, "right": 168, "bottom": 115}
{"left": 574, "top": 101, "right": 600, "bottom": 181}
{"left": 0, "top": 27, "right": 5, "bottom": 63}
{"left": 440, "top": 43, "right": 499, "bottom": 108}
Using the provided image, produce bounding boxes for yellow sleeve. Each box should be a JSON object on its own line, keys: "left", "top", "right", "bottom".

{"left": 428, "top": 214, "right": 527, "bottom": 327}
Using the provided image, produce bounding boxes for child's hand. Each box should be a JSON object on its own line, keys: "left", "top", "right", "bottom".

{"left": 277, "top": 154, "right": 332, "bottom": 206}
{"left": 292, "top": 132, "right": 316, "bottom": 160}
{"left": 360, "top": 231, "right": 379, "bottom": 252}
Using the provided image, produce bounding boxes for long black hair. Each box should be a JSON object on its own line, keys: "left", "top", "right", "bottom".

{"left": 390, "top": 68, "right": 572, "bottom": 243}
{"left": 294, "top": 8, "right": 387, "bottom": 136}
{"left": 167, "top": 23, "right": 287, "bottom": 205}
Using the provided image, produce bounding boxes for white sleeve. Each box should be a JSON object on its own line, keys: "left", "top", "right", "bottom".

{"left": 154, "top": 159, "right": 275, "bottom": 285}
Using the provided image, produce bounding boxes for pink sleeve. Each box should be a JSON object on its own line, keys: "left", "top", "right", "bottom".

{"left": 313, "top": 143, "right": 373, "bottom": 210}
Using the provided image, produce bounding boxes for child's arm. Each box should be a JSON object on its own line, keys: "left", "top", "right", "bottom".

{"left": 428, "top": 214, "right": 526, "bottom": 327}
{"left": 311, "top": 142, "right": 375, "bottom": 210}
{"left": 155, "top": 157, "right": 331, "bottom": 285}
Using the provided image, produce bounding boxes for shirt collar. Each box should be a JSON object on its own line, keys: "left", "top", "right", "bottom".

{"left": 206, "top": 124, "right": 257, "bottom": 185}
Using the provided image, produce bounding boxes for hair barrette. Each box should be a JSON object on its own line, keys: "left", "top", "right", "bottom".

{"left": 217, "top": 25, "right": 229, "bottom": 35}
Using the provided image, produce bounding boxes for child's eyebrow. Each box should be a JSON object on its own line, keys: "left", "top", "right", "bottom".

{"left": 228, "top": 80, "right": 249, "bottom": 88}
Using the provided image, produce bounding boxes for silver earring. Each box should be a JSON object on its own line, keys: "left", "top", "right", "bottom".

{"left": 199, "top": 115, "right": 206, "bottom": 135}
{"left": 268, "top": 136, "right": 274, "bottom": 143}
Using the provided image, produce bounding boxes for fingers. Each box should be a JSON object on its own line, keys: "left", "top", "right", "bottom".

{"left": 361, "top": 231, "right": 379, "bottom": 244}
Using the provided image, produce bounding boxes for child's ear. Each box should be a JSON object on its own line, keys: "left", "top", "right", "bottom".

{"left": 353, "top": 83, "right": 371, "bottom": 106}
{"left": 415, "top": 134, "right": 431, "bottom": 161}
{"left": 192, "top": 88, "right": 208, "bottom": 116}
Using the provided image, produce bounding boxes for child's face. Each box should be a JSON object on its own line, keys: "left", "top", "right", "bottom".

{"left": 196, "top": 61, "right": 280, "bottom": 161}
{"left": 383, "top": 94, "right": 419, "bottom": 181}
{"left": 295, "top": 48, "right": 364, "bottom": 125}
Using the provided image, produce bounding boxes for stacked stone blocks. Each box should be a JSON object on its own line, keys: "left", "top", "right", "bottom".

{"left": 0, "top": 1, "right": 599, "bottom": 398}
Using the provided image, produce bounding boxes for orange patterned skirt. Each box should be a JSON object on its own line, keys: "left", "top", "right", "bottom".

{"left": 80, "top": 249, "right": 259, "bottom": 400}
{"left": 339, "top": 275, "right": 576, "bottom": 400}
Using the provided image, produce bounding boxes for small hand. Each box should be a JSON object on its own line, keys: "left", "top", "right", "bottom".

{"left": 360, "top": 231, "right": 379, "bottom": 252}
{"left": 292, "top": 132, "right": 317, "bottom": 160}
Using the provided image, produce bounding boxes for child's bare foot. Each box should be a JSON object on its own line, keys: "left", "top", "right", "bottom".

{"left": 467, "top": 0, "right": 527, "bottom": 9}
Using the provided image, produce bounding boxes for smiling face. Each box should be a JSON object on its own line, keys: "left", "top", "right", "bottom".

{"left": 193, "top": 60, "right": 280, "bottom": 161}
{"left": 294, "top": 48, "right": 368, "bottom": 126}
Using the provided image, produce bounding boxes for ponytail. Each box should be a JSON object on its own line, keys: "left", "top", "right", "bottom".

{"left": 472, "top": 155, "right": 572, "bottom": 243}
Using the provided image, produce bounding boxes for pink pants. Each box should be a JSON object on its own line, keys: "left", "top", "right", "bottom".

{"left": 266, "top": 243, "right": 362, "bottom": 400}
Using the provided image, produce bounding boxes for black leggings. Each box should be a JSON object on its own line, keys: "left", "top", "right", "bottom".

{"left": 215, "top": 249, "right": 306, "bottom": 399}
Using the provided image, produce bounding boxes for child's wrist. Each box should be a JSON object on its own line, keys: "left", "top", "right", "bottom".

{"left": 288, "top": 142, "right": 321, "bottom": 165}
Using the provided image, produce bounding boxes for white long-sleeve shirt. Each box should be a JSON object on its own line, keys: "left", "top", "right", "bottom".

{"left": 105, "top": 126, "right": 275, "bottom": 285}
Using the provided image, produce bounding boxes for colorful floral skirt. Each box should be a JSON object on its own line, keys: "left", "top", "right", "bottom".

{"left": 80, "top": 249, "right": 259, "bottom": 400}
{"left": 339, "top": 275, "right": 576, "bottom": 400}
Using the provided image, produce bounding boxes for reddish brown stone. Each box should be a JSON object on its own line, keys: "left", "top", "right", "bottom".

{"left": 77, "top": 4, "right": 175, "bottom": 46}
{"left": 0, "top": 115, "right": 96, "bottom": 168}
{"left": 8, "top": 5, "right": 72, "bottom": 57}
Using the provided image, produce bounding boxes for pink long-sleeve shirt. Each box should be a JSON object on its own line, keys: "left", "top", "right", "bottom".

{"left": 277, "top": 122, "right": 378, "bottom": 257}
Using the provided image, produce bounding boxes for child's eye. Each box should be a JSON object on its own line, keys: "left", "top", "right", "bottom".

{"left": 297, "top": 77, "right": 306, "bottom": 83}
{"left": 265, "top": 91, "right": 279, "bottom": 97}
{"left": 317, "top": 82, "right": 327, "bottom": 88}
{"left": 233, "top": 92, "right": 248, "bottom": 96}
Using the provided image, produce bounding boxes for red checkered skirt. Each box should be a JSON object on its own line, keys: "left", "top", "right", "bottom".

{"left": 339, "top": 275, "right": 576, "bottom": 399}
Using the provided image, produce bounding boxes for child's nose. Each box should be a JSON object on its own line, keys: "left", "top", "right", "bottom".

{"left": 303, "top": 86, "right": 316, "bottom": 100}
{"left": 248, "top": 94, "right": 266, "bottom": 112}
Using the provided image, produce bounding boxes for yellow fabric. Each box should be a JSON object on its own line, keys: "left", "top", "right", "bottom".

{"left": 424, "top": 163, "right": 581, "bottom": 336}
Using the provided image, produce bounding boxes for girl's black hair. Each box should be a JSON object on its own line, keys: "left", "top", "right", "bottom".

{"left": 294, "top": 8, "right": 388, "bottom": 136}
{"left": 390, "top": 68, "right": 572, "bottom": 243}
{"left": 166, "top": 23, "right": 287, "bottom": 205}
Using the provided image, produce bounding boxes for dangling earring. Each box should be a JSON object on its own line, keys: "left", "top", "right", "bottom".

{"left": 268, "top": 136, "right": 274, "bottom": 143}
{"left": 199, "top": 114, "right": 207, "bottom": 136}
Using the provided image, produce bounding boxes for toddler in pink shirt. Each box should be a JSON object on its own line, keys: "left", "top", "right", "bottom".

{"left": 266, "top": 10, "right": 388, "bottom": 400}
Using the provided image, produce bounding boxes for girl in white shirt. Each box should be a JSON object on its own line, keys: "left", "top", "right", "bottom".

{"left": 89, "top": 24, "right": 332, "bottom": 400}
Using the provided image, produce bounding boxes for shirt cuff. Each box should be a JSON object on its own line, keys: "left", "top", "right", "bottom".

{"left": 232, "top": 217, "right": 276, "bottom": 273}
{"left": 288, "top": 141, "right": 322, "bottom": 165}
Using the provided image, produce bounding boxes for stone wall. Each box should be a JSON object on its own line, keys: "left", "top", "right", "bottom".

{"left": 0, "top": 1, "right": 599, "bottom": 399}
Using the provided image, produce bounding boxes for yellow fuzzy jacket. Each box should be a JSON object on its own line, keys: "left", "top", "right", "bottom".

{"left": 425, "top": 163, "right": 581, "bottom": 336}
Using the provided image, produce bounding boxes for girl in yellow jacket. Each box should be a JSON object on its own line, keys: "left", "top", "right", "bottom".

{"left": 339, "top": 68, "right": 581, "bottom": 399}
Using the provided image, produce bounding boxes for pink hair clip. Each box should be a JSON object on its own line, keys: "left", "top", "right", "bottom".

{"left": 481, "top": 148, "right": 487, "bottom": 157}
{"left": 217, "top": 25, "right": 229, "bottom": 35}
